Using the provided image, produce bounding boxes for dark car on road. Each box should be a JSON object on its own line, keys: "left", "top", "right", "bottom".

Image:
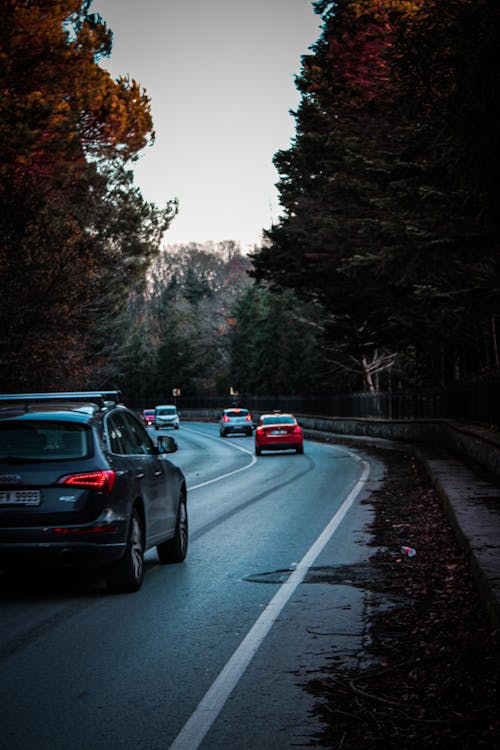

{"left": 0, "top": 391, "right": 188, "bottom": 593}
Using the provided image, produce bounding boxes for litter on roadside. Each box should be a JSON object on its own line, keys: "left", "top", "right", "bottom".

{"left": 401, "top": 546, "right": 417, "bottom": 557}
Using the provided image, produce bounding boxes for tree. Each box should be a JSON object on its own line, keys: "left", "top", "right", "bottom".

{"left": 251, "top": 0, "right": 500, "bottom": 388}
{"left": 228, "top": 285, "right": 336, "bottom": 396}
{"left": 0, "top": 0, "right": 176, "bottom": 390}
{"left": 116, "top": 242, "right": 254, "bottom": 401}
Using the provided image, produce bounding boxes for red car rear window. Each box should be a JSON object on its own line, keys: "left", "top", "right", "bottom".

{"left": 262, "top": 416, "right": 294, "bottom": 426}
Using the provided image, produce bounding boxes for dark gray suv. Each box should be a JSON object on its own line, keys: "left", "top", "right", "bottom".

{"left": 0, "top": 391, "right": 188, "bottom": 593}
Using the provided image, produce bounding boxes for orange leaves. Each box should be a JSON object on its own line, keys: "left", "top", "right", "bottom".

{"left": 0, "top": 0, "right": 154, "bottom": 174}
{"left": 85, "top": 73, "right": 154, "bottom": 159}
{"left": 0, "top": 2, "right": 172, "bottom": 392}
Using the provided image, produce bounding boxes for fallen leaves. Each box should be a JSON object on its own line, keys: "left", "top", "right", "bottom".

{"left": 307, "top": 449, "right": 500, "bottom": 749}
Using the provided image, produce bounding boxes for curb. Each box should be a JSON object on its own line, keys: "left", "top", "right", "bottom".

{"left": 305, "top": 429, "right": 500, "bottom": 629}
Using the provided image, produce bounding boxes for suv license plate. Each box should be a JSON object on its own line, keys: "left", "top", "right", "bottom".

{"left": 0, "top": 490, "right": 41, "bottom": 506}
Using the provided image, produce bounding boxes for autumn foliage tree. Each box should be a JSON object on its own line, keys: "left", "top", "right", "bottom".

{"left": 251, "top": 0, "right": 500, "bottom": 389}
{"left": 0, "top": 0, "right": 176, "bottom": 391}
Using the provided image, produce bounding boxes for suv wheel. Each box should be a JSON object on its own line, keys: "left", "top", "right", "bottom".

{"left": 157, "top": 495, "right": 188, "bottom": 563}
{"left": 105, "top": 509, "right": 144, "bottom": 593}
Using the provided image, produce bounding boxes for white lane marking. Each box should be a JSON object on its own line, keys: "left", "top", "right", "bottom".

{"left": 168, "top": 455, "right": 370, "bottom": 750}
{"left": 180, "top": 425, "right": 257, "bottom": 490}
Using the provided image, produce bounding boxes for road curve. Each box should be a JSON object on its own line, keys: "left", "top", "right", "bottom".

{"left": 0, "top": 423, "right": 375, "bottom": 750}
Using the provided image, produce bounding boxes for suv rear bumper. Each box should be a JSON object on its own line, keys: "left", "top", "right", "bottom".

{"left": 0, "top": 540, "right": 126, "bottom": 568}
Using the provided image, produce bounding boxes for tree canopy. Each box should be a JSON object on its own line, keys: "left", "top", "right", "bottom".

{"left": 115, "top": 242, "right": 253, "bottom": 402}
{"left": 2, "top": 0, "right": 498, "bottom": 400}
{"left": 251, "top": 0, "right": 500, "bottom": 388}
{"left": 0, "top": 0, "right": 176, "bottom": 390}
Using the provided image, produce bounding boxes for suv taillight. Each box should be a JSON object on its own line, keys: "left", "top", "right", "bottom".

{"left": 57, "top": 470, "right": 116, "bottom": 494}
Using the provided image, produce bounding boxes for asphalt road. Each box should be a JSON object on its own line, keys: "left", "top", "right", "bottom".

{"left": 0, "top": 423, "right": 382, "bottom": 750}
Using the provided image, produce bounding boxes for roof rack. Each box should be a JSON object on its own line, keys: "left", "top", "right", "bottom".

{"left": 0, "top": 391, "right": 123, "bottom": 410}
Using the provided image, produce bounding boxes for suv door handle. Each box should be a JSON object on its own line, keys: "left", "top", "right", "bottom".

{"left": 136, "top": 472, "right": 145, "bottom": 479}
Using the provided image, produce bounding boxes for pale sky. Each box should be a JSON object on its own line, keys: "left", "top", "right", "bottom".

{"left": 90, "top": 0, "right": 321, "bottom": 251}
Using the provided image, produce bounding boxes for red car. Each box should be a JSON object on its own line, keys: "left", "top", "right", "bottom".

{"left": 142, "top": 408, "right": 155, "bottom": 427}
{"left": 254, "top": 412, "right": 304, "bottom": 455}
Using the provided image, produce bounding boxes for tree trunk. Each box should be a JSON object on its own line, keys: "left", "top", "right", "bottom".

{"left": 362, "top": 355, "right": 376, "bottom": 393}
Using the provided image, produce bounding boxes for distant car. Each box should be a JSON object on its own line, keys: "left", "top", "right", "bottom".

{"left": 142, "top": 408, "right": 155, "bottom": 427}
{"left": 219, "top": 407, "right": 253, "bottom": 437}
{"left": 0, "top": 391, "right": 188, "bottom": 593}
{"left": 254, "top": 412, "right": 304, "bottom": 455}
{"left": 155, "top": 404, "right": 180, "bottom": 430}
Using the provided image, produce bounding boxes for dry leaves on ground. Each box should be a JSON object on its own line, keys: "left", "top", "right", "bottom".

{"left": 307, "top": 449, "right": 500, "bottom": 749}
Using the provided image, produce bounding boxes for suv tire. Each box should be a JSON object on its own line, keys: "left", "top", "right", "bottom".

{"left": 105, "top": 509, "right": 144, "bottom": 593}
{"left": 157, "top": 496, "right": 188, "bottom": 563}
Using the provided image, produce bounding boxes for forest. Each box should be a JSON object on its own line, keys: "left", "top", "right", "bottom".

{"left": 1, "top": 0, "right": 498, "bottom": 401}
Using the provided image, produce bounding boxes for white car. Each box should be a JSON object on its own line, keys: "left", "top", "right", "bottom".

{"left": 219, "top": 407, "right": 253, "bottom": 437}
{"left": 155, "top": 404, "right": 180, "bottom": 430}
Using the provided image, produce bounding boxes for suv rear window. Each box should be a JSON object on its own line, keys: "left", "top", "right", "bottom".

{"left": 0, "top": 421, "right": 92, "bottom": 461}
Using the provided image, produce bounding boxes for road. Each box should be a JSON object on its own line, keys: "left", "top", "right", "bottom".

{"left": 0, "top": 423, "right": 381, "bottom": 750}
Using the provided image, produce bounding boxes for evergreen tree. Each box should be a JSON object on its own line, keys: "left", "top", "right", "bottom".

{"left": 251, "top": 0, "right": 500, "bottom": 387}
{"left": 229, "top": 285, "right": 333, "bottom": 395}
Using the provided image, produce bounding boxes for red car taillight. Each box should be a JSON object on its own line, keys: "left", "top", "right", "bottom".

{"left": 57, "top": 470, "right": 116, "bottom": 494}
{"left": 245, "top": 414, "right": 252, "bottom": 422}
{"left": 256, "top": 426, "right": 264, "bottom": 435}
{"left": 223, "top": 415, "right": 230, "bottom": 422}
{"left": 293, "top": 426, "right": 302, "bottom": 435}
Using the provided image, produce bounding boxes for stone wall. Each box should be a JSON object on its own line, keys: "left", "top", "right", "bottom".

{"left": 297, "top": 415, "right": 500, "bottom": 479}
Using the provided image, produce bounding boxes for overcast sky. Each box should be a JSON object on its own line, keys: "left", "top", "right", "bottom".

{"left": 90, "top": 0, "right": 321, "bottom": 251}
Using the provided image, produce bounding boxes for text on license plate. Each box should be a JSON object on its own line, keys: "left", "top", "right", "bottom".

{"left": 271, "top": 430, "right": 287, "bottom": 435}
{"left": 0, "top": 490, "right": 41, "bottom": 506}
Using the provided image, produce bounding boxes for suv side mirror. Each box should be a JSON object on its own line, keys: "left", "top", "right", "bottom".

{"left": 157, "top": 435, "right": 178, "bottom": 454}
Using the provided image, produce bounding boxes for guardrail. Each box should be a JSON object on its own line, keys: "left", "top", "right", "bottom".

{"left": 133, "top": 373, "right": 500, "bottom": 430}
